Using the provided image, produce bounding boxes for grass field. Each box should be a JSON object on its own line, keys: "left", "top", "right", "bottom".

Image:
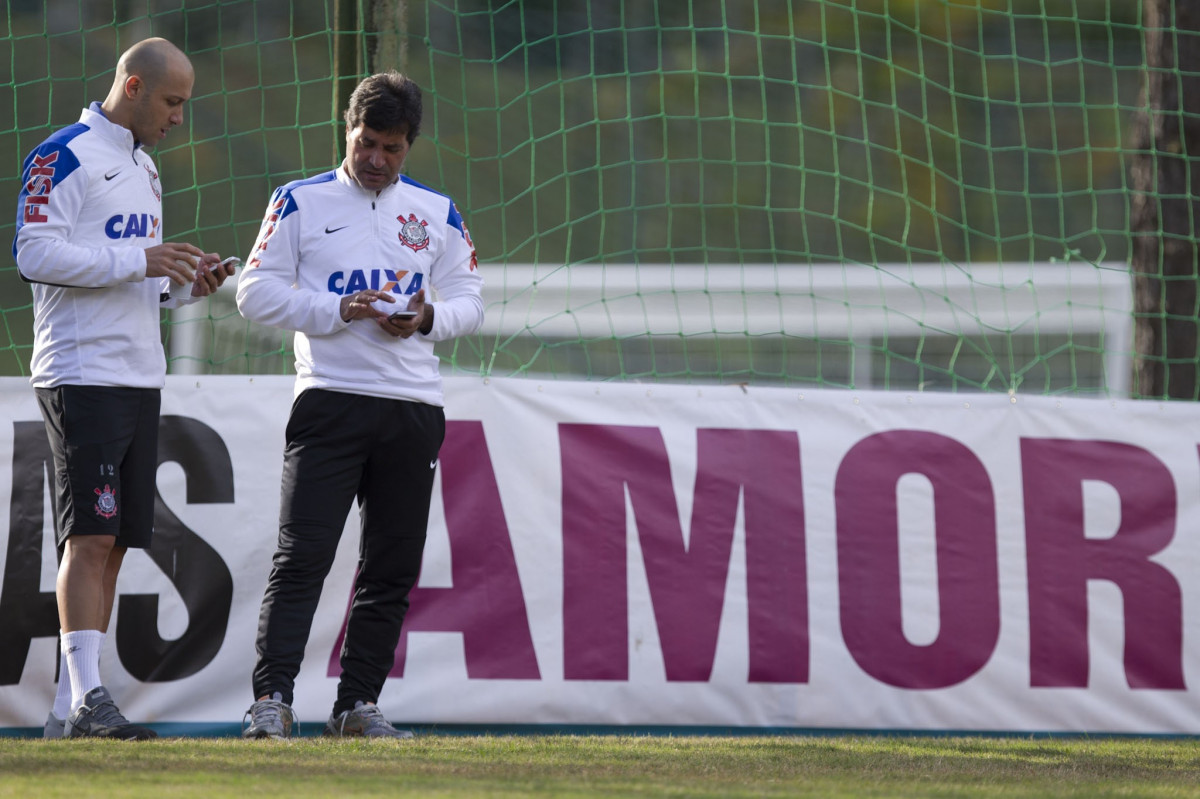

{"left": 1, "top": 735, "right": 1199, "bottom": 798}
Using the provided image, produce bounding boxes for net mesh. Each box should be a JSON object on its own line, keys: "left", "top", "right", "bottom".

{"left": 0, "top": 1, "right": 1152, "bottom": 395}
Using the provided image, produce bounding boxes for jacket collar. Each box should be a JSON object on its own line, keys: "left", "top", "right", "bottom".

{"left": 336, "top": 161, "right": 401, "bottom": 197}
{"left": 80, "top": 102, "right": 141, "bottom": 154}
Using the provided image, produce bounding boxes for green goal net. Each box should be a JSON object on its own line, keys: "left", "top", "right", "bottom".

{"left": 0, "top": 1, "right": 1155, "bottom": 395}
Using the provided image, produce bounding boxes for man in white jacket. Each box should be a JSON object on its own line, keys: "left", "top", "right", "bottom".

{"left": 237, "top": 71, "right": 483, "bottom": 739}
{"left": 12, "top": 37, "right": 235, "bottom": 739}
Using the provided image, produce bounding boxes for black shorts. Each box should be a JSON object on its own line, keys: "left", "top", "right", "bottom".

{"left": 35, "top": 385, "right": 160, "bottom": 550}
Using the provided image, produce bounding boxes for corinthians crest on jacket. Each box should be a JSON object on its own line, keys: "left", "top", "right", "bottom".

{"left": 398, "top": 213, "right": 429, "bottom": 251}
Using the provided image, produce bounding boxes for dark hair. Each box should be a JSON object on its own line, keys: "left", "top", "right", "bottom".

{"left": 344, "top": 71, "right": 422, "bottom": 143}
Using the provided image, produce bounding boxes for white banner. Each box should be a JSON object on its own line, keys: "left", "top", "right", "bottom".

{"left": 0, "top": 375, "right": 1197, "bottom": 735}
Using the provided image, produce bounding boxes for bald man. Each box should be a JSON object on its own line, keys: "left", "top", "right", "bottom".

{"left": 13, "top": 37, "right": 236, "bottom": 740}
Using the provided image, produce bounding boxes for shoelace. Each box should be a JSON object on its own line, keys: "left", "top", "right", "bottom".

{"left": 246, "top": 699, "right": 294, "bottom": 733}
{"left": 352, "top": 704, "right": 400, "bottom": 735}
{"left": 87, "top": 699, "right": 132, "bottom": 727}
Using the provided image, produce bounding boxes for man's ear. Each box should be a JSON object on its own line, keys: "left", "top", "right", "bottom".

{"left": 124, "top": 75, "right": 141, "bottom": 99}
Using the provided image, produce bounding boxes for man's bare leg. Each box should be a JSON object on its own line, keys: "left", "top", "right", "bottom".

{"left": 57, "top": 536, "right": 118, "bottom": 707}
{"left": 58, "top": 535, "right": 119, "bottom": 633}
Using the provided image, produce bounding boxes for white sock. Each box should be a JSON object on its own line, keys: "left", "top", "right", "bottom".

{"left": 51, "top": 632, "right": 71, "bottom": 719}
{"left": 62, "top": 629, "right": 104, "bottom": 712}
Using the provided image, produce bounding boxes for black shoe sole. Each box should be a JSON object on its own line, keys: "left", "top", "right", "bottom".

{"left": 68, "top": 727, "right": 157, "bottom": 740}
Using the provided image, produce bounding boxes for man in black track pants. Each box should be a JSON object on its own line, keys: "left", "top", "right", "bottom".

{"left": 236, "top": 71, "right": 483, "bottom": 739}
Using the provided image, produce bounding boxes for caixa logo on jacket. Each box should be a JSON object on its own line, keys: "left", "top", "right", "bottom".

{"left": 104, "top": 213, "right": 159, "bottom": 239}
{"left": 327, "top": 268, "right": 425, "bottom": 295}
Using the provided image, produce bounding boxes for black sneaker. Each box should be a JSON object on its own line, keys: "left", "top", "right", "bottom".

{"left": 323, "top": 701, "right": 413, "bottom": 739}
{"left": 65, "top": 686, "right": 156, "bottom": 740}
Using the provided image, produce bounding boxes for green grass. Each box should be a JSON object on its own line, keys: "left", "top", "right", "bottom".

{"left": 2, "top": 735, "right": 1199, "bottom": 798}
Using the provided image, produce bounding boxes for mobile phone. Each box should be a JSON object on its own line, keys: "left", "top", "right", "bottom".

{"left": 388, "top": 310, "right": 419, "bottom": 322}
{"left": 218, "top": 256, "right": 242, "bottom": 270}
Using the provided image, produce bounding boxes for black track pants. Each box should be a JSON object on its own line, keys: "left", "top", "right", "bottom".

{"left": 251, "top": 388, "right": 445, "bottom": 713}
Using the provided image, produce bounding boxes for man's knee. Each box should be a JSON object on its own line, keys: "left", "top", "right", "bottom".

{"left": 62, "top": 535, "right": 119, "bottom": 570}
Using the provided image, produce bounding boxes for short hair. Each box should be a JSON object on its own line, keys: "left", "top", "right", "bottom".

{"left": 344, "top": 72, "right": 422, "bottom": 143}
{"left": 117, "top": 37, "right": 191, "bottom": 94}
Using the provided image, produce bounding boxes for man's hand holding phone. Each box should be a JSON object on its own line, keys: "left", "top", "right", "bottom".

{"left": 340, "top": 288, "right": 426, "bottom": 337}
{"left": 189, "top": 255, "right": 241, "bottom": 298}
{"left": 381, "top": 289, "right": 428, "bottom": 339}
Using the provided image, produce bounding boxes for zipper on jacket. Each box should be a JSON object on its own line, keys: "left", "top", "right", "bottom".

{"left": 370, "top": 200, "right": 379, "bottom": 256}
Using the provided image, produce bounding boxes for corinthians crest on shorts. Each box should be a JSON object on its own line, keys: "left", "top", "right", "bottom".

{"left": 397, "top": 213, "right": 430, "bottom": 252}
{"left": 94, "top": 484, "right": 118, "bottom": 519}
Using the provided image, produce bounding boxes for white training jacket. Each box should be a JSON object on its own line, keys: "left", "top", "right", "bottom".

{"left": 236, "top": 165, "right": 484, "bottom": 406}
{"left": 12, "top": 103, "right": 196, "bottom": 389}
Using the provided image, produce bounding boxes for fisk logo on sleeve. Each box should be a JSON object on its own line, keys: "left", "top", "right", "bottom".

{"left": 22, "top": 151, "right": 59, "bottom": 224}
{"left": 247, "top": 192, "right": 292, "bottom": 269}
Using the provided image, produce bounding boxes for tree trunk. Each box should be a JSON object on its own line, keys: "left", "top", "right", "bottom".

{"left": 332, "top": 0, "right": 362, "bottom": 163}
{"left": 1131, "top": 0, "right": 1200, "bottom": 399}
{"left": 369, "top": 0, "right": 407, "bottom": 74}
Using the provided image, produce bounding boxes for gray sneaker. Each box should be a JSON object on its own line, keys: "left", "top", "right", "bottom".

{"left": 64, "top": 686, "right": 156, "bottom": 740}
{"left": 324, "top": 701, "right": 413, "bottom": 739}
{"left": 242, "top": 692, "right": 297, "bottom": 739}
{"left": 43, "top": 712, "right": 65, "bottom": 739}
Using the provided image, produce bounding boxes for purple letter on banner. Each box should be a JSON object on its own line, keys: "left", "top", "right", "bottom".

{"left": 1022, "top": 439, "right": 1183, "bottom": 689}
{"left": 837, "top": 430, "right": 1000, "bottom": 688}
{"left": 561, "top": 424, "right": 807, "bottom": 683}
{"left": 328, "top": 420, "right": 539, "bottom": 679}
